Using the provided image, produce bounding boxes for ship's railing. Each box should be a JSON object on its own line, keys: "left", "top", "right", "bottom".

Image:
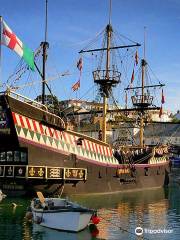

{"left": 4, "top": 90, "right": 66, "bottom": 129}
{"left": 131, "top": 94, "right": 153, "bottom": 107}
{"left": 6, "top": 90, "right": 48, "bottom": 111}
{"left": 93, "top": 69, "right": 121, "bottom": 85}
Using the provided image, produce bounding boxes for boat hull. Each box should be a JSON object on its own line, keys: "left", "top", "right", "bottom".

{"left": 0, "top": 136, "right": 170, "bottom": 195}
{"left": 0, "top": 93, "right": 170, "bottom": 196}
{"left": 31, "top": 198, "right": 93, "bottom": 232}
{"left": 32, "top": 210, "right": 92, "bottom": 232}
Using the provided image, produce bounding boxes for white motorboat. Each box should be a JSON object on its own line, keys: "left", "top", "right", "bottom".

{"left": 30, "top": 192, "right": 97, "bottom": 232}
{"left": 0, "top": 190, "right": 6, "bottom": 202}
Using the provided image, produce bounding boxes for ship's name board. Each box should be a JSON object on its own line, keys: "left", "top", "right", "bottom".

{"left": 0, "top": 165, "right": 87, "bottom": 181}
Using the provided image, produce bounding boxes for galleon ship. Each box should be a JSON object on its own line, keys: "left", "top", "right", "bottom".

{"left": 0, "top": 2, "right": 170, "bottom": 196}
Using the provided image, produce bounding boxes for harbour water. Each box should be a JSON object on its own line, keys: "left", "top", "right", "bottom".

{"left": 0, "top": 169, "right": 180, "bottom": 240}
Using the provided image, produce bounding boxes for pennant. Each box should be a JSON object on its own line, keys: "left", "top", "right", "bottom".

{"left": 131, "top": 69, "right": 134, "bottom": 83}
{"left": 159, "top": 105, "right": 163, "bottom": 118}
{"left": 1, "top": 20, "right": 35, "bottom": 70}
{"left": 77, "top": 57, "right": 83, "bottom": 71}
{"left": 72, "top": 80, "right": 80, "bottom": 91}
{"left": 135, "top": 51, "right": 138, "bottom": 65}
{"left": 161, "top": 89, "right": 165, "bottom": 104}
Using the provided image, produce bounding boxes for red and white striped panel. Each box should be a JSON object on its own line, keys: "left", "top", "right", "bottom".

{"left": 12, "top": 112, "right": 114, "bottom": 158}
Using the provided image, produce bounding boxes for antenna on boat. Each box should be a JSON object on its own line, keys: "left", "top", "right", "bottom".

{"left": 41, "top": 0, "right": 49, "bottom": 105}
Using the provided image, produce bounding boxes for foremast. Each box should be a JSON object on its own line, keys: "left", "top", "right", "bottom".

{"left": 41, "top": 0, "right": 49, "bottom": 105}
{"left": 34, "top": 0, "right": 49, "bottom": 105}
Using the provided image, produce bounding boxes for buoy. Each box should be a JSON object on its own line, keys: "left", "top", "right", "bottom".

{"left": 91, "top": 215, "right": 100, "bottom": 225}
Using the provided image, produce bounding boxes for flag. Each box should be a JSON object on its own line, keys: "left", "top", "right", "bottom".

{"left": 72, "top": 80, "right": 80, "bottom": 91}
{"left": 131, "top": 69, "right": 134, "bottom": 83}
{"left": 135, "top": 51, "right": 138, "bottom": 65}
{"left": 77, "top": 57, "right": 83, "bottom": 71}
{"left": 161, "top": 89, "right": 165, "bottom": 104}
{"left": 159, "top": 105, "right": 163, "bottom": 118}
{"left": 1, "top": 20, "right": 35, "bottom": 70}
{"left": 125, "top": 91, "right": 128, "bottom": 107}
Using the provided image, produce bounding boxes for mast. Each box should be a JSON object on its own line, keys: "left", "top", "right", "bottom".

{"left": 139, "top": 59, "right": 146, "bottom": 147}
{"left": 139, "top": 27, "right": 147, "bottom": 148}
{"left": 41, "top": 0, "right": 49, "bottom": 105}
{"left": 102, "top": 24, "right": 112, "bottom": 142}
{"left": 79, "top": 0, "right": 140, "bottom": 143}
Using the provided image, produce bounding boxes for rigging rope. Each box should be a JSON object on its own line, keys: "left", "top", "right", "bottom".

{"left": 109, "top": 91, "right": 138, "bottom": 145}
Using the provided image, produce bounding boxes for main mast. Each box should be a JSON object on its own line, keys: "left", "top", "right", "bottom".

{"left": 102, "top": 24, "right": 112, "bottom": 142}
{"left": 79, "top": 0, "right": 140, "bottom": 143}
{"left": 102, "top": 0, "right": 112, "bottom": 142}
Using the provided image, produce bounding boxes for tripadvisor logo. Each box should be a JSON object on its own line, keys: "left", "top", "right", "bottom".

{"left": 135, "top": 227, "right": 143, "bottom": 236}
{"left": 135, "top": 226, "right": 173, "bottom": 236}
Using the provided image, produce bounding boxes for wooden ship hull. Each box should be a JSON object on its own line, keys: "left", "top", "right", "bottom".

{"left": 0, "top": 92, "right": 170, "bottom": 196}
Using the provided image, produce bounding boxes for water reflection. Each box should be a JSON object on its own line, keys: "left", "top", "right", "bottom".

{"left": 1, "top": 172, "right": 180, "bottom": 240}
{"left": 69, "top": 188, "right": 172, "bottom": 239}
{"left": 32, "top": 225, "right": 92, "bottom": 240}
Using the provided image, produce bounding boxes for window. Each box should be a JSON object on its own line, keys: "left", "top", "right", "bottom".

{"left": 0, "top": 152, "right": 6, "bottom": 162}
{"left": 0, "top": 148, "right": 28, "bottom": 165}
{"left": 7, "top": 151, "right": 13, "bottom": 162}
{"left": 14, "top": 151, "right": 20, "bottom": 162}
{"left": 21, "top": 152, "right": 27, "bottom": 163}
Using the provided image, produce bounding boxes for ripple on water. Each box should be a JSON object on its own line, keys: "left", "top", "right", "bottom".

{"left": 1, "top": 170, "right": 180, "bottom": 239}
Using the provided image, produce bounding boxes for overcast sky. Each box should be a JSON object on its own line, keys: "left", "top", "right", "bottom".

{"left": 0, "top": 0, "right": 180, "bottom": 112}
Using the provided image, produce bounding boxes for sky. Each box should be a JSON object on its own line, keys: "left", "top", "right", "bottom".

{"left": 0, "top": 0, "right": 180, "bottom": 112}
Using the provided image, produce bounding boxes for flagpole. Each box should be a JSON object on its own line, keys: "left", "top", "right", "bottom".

{"left": 0, "top": 16, "right": 2, "bottom": 88}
